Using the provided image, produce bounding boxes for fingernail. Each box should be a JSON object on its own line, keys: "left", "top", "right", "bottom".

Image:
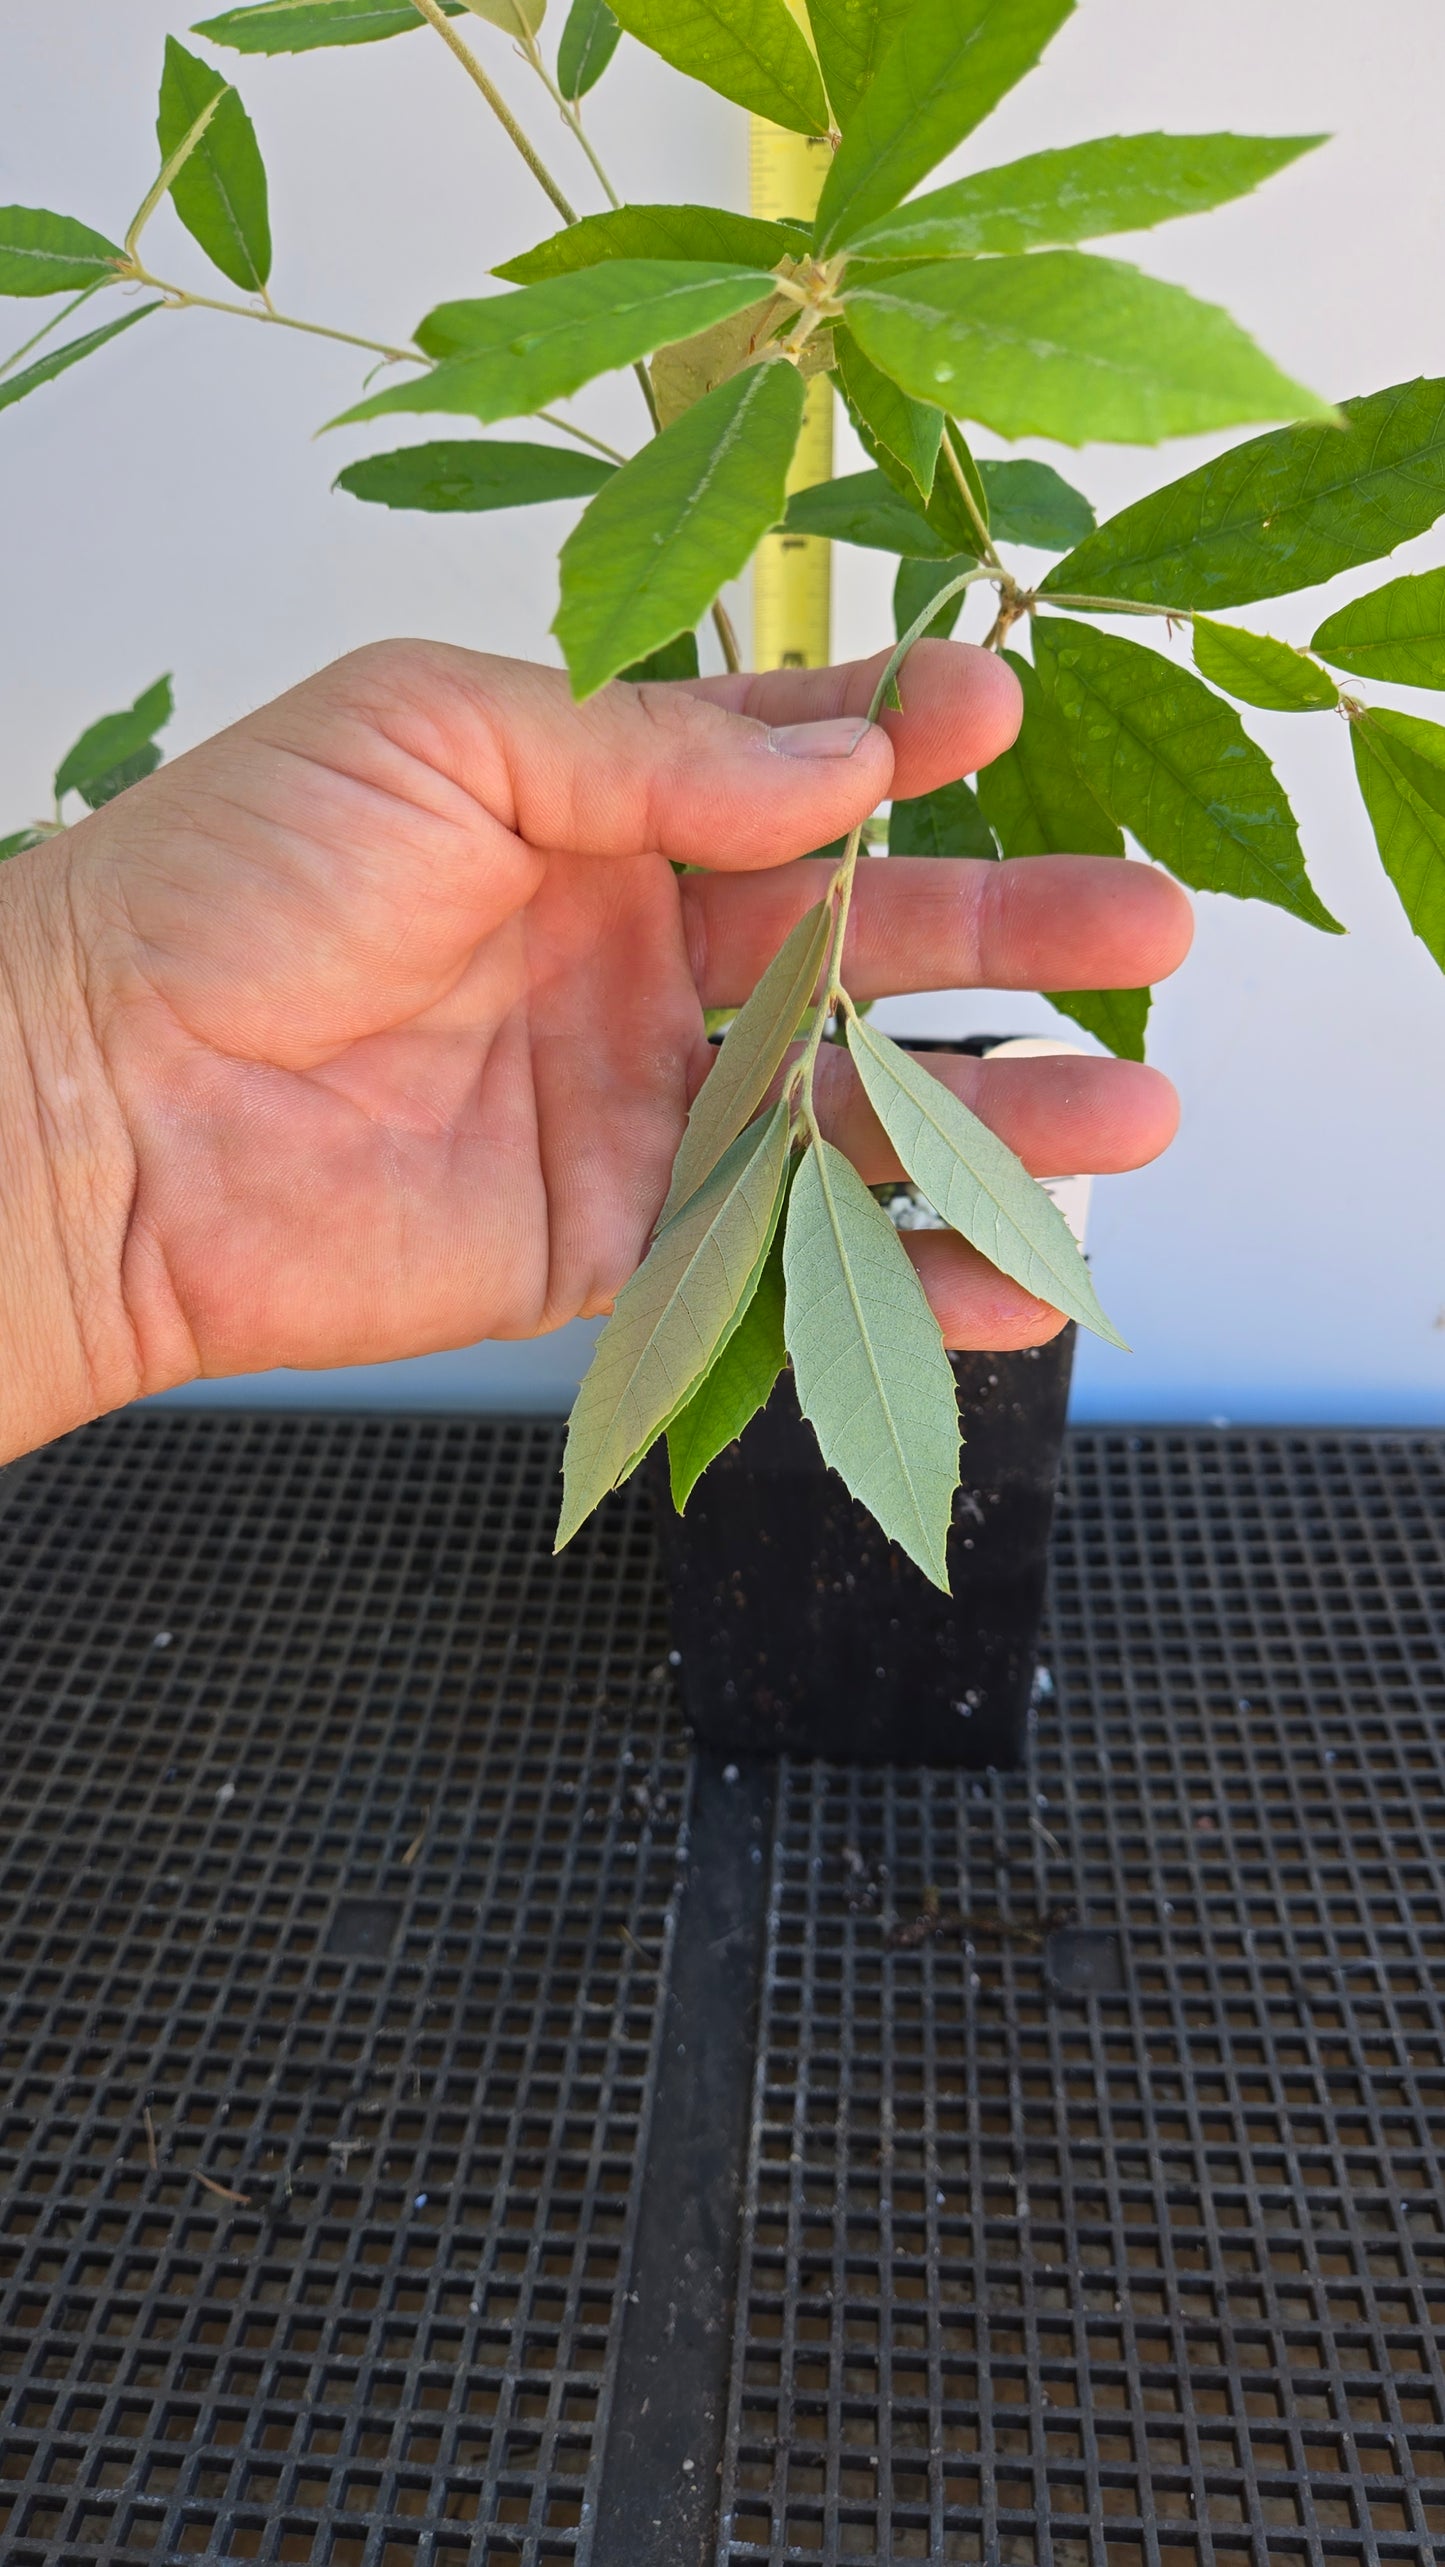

{"left": 769, "top": 716, "right": 875, "bottom": 760}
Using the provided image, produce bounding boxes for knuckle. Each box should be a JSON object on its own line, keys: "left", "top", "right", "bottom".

{"left": 323, "top": 637, "right": 446, "bottom": 711}
{"left": 678, "top": 879, "right": 712, "bottom": 1003}
{"left": 628, "top": 681, "right": 730, "bottom": 747}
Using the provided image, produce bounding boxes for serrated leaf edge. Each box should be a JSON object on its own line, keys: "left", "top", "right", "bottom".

{"left": 784, "top": 1139, "right": 957, "bottom": 1592}
{"left": 659, "top": 897, "right": 830, "bottom": 1224}
{"left": 1034, "top": 619, "right": 1345, "bottom": 934}
{"left": 845, "top": 1011, "right": 1128, "bottom": 1348}
{"left": 556, "top": 1103, "right": 789, "bottom": 1549}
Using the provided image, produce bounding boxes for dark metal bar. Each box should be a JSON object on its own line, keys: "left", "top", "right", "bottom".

{"left": 590, "top": 1751, "right": 776, "bottom": 2567}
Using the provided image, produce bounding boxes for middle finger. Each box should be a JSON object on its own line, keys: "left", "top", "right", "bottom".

{"left": 682, "top": 853, "right": 1194, "bottom": 1007}
{"left": 808, "top": 1042, "right": 1180, "bottom": 1181}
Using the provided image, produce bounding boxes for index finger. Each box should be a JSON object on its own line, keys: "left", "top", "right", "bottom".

{"left": 681, "top": 638, "right": 1021, "bottom": 807}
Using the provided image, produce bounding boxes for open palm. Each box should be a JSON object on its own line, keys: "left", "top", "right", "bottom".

{"left": 53, "top": 637, "right": 1190, "bottom": 1396}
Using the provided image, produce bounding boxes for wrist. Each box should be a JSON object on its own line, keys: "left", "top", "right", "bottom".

{"left": 0, "top": 842, "right": 148, "bottom": 1461}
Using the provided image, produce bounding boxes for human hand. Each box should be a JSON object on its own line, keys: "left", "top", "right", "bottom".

{"left": 0, "top": 638, "right": 1190, "bottom": 1460}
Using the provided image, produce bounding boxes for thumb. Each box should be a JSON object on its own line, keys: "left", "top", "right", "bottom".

{"left": 358, "top": 638, "right": 897, "bottom": 871}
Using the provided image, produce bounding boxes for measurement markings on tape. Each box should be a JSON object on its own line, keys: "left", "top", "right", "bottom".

{"left": 749, "top": 68, "right": 834, "bottom": 672}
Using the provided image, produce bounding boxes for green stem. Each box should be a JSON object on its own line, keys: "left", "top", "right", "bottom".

{"left": 1036, "top": 592, "right": 1191, "bottom": 623}
{"left": 0, "top": 282, "right": 105, "bottom": 381}
{"left": 408, "top": 0, "right": 678, "bottom": 517}
{"left": 791, "top": 815, "right": 864, "bottom": 1130}
{"left": 128, "top": 262, "right": 423, "bottom": 366}
{"left": 409, "top": 0, "right": 579, "bottom": 226}
{"left": 791, "top": 564, "right": 998, "bottom": 1127}
{"left": 522, "top": 36, "right": 622, "bottom": 208}
{"left": 124, "top": 92, "right": 225, "bottom": 256}
{"left": 711, "top": 599, "right": 743, "bottom": 674}
{"left": 868, "top": 568, "right": 1000, "bottom": 721}
{"left": 490, "top": 27, "right": 733, "bottom": 659}
{"left": 536, "top": 408, "right": 625, "bottom": 461}
{"left": 941, "top": 427, "right": 1001, "bottom": 572}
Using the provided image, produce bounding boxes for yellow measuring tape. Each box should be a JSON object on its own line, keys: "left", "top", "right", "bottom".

{"left": 749, "top": 49, "right": 833, "bottom": 672}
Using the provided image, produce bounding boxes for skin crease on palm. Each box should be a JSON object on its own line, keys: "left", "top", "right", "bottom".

{"left": 0, "top": 635, "right": 1192, "bottom": 1466}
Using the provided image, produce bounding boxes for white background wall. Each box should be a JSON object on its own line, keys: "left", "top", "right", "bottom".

{"left": 5, "top": 0, "right": 1445, "bottom": 1424}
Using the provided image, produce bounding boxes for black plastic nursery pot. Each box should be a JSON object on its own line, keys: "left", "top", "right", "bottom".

{"left": 650, "top": 1324, "right": 1075, "bottom": 1769}
{"left": 651, "top": 1027, "right": 1080, "bottom": 1771}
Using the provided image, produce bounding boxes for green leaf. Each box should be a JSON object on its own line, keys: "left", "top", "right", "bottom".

{"left": 1313, "top": 568, "right": 1445, "bottom": 690}
{"left": 846, "top": 1013, "right": 1125, "bottom": 1347}
{"left": 54, "top": 676, "right": 174, "bottom": 803}
{"left": 889, "top": 778, "right": 996, "bottom": 859}
{"left": 414, "top": 265, "right": 775, "bottom": 368}
{"left": 784, "top": 1138, "right": 960, "bottom": 1590}
{"left": 1046, "top": 986, "right": 1150, "bottom": 1061}
{"left": 843, "top": 252, "right": 1329, "bottom": 448}
{"left": 1349, "top": 708, "right": 1445, "bottom": 971}
{"left": 157, "top": 37, "right": 272, "bottom": 294}
{"left": 1042, "top": 377, "right": 1445, "bottom": 611}
{"left": 193, "top": 0, "right": 466, "bottom": 50}
{"left": 557, "top": 1104, "right": 791, "bottom": 1548}
{"left": 555, "top": 359, "right": 804, "bottom": 698}
{"left": 661, "top": 898, "right": 830, "bottom": 1223}
{"left": 667, "top": 1216, "right": 787, "bottom": 1509}
{"left": 804, "top": 0, "right": 885, "bottom": 125}
{"left": 1034, "top": 618, "right": 1341, "bottom": 931}
{"left": 1192, "top": 618, "right": 1338, "bottom": 712}
{"left": 558, "top": 0, "right": 621, "bottom": 97}
{"left": 975, "top": 651, "right": 1122, "bottom": 859}
{"left": 616, "top": 1129, "right": 790, "bottom": 1486}
{"left": 334, "top": 437, "right": 613, "bottom": 511}
{"left": 946, "top": 428, "right": 989, "bottom": 516}
{"left": 0, "top": 302, "right": 162, "bottom": 421}
{"left": 926, "top": 430, "right": 990, "bottom": 557}
{"left": 0, "top": 828, "right": 51, "bottom": 861}
{"left": 77, "top": 742, "right": 165, "bottom": 810}
{"left": 458, "top": 0, "right": 544, "bottom": 34}
{"left": 815, "top": 0, "right": 1073, "bottom": 251}
{"left": 845, "top": 131, "right": 1326, "bottom": 261}
{"left": 0, "top": 207, "right": 123, "bottom": 298}
{"left": 832, "top": 325, "right": 940, "bottom": 501}
{"left": 977, "top": 641, "right": 1145, "bottom": 1056}
{"left": 621, "top": 630, "right": 700, "bottom": 682}
{"left": 333, "top": 262, "right": 775, "bottom": 429}
{"left": 839, "top": 383, "right": 982, "bottom": 558}
{"left": 893, "top": 554, "right": 974, "bottom": 642}
{"left": 605, "top": 0, "right": 828, "bottom": 134}
{"left": 782, "top": 465, "right": 950, "bottom": 556}
{"left": 830, "top": 350, "right": 966, "bottom": 528}
{"left": 494, "top": 204, "right": 797, "bottom": 285}
{"left": 979, "top": 457, "right": 1093, "bottom": 552}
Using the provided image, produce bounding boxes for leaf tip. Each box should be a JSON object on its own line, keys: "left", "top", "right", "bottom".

{"left": 1300, "top": 882, "right": 1348, "bottom": 937}
{"left": 552, "top": 1452, "right": 591, "bottom": 1555}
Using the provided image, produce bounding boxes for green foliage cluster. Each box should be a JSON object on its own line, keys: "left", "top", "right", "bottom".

{"left": 4, "top": 0, "right": 1444, "bottom": 1579}
{"left": 0, "top": 677, "right": 174, "bottom": 858}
